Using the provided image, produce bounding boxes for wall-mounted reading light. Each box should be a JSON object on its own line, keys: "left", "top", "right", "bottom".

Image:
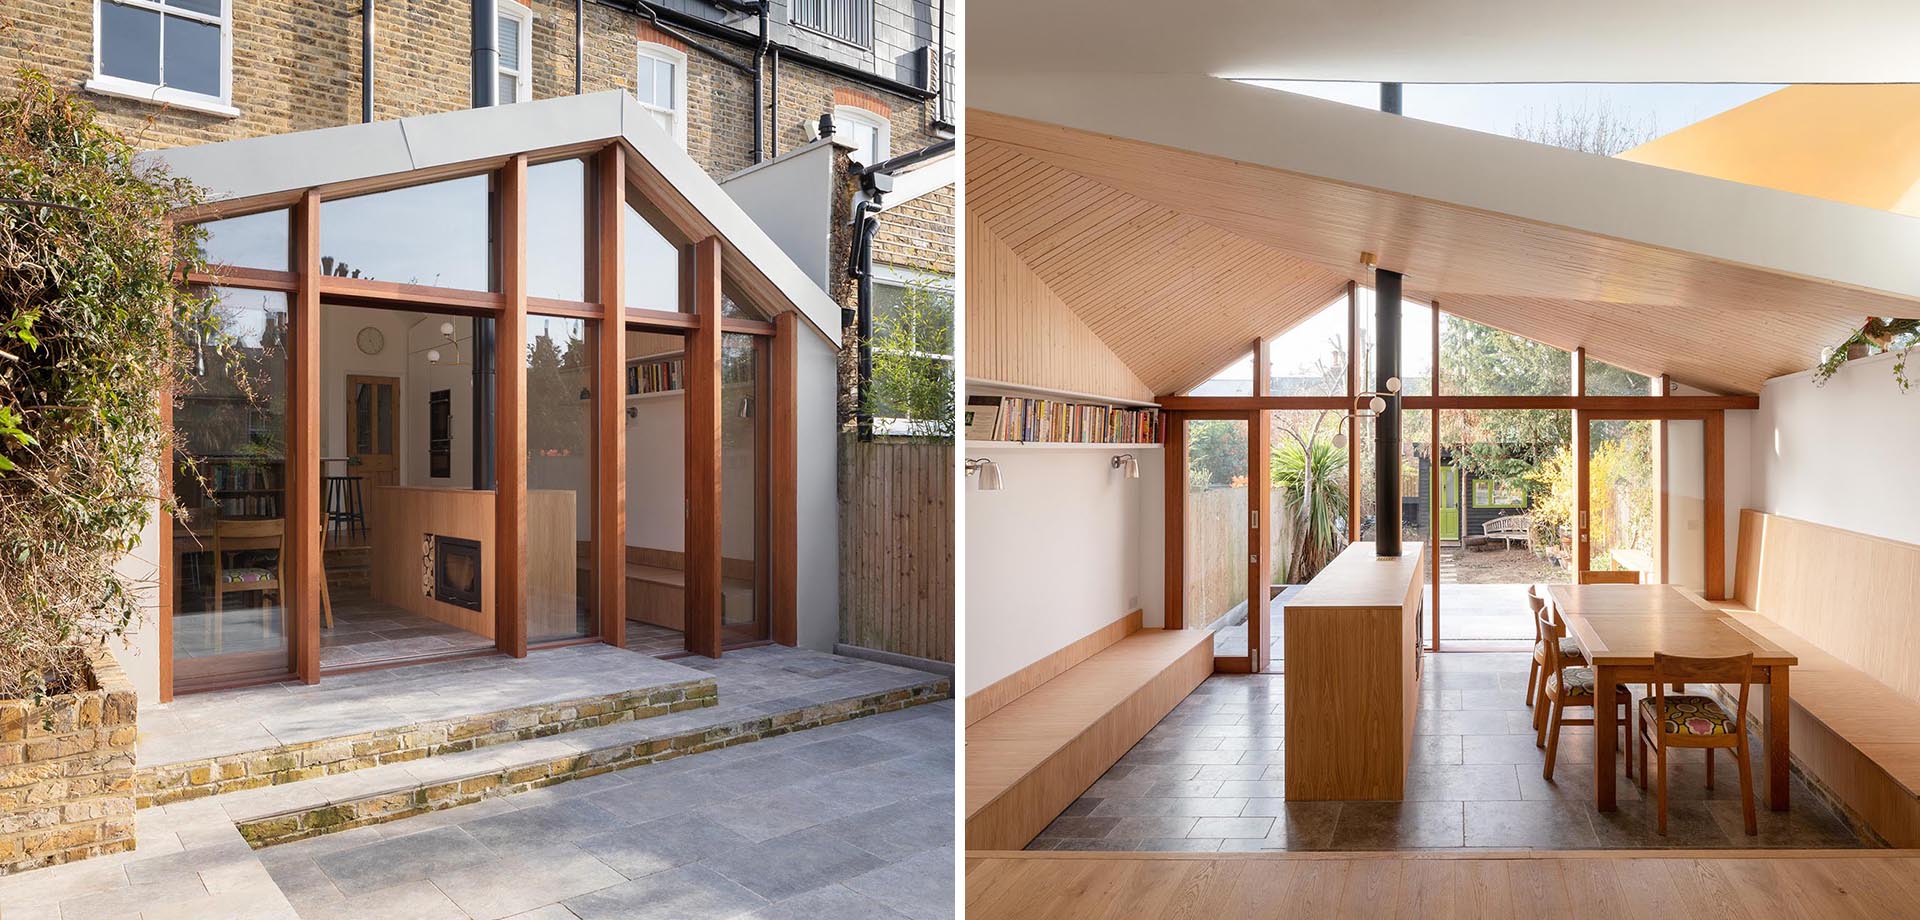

{"left": 1111, "top": 453, "right": 1140, "bottom": 479}
{"left": 1330, "top": 375, "right": 1401, "bottom": 450}
{"left": 965, "top": 457, "right": 1002, "bottom": 491}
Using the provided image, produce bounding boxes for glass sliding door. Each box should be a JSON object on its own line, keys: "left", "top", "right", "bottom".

{"left": 623, "top": 326, "right": 689, "bottom": 656}
{"left": 720, "top": 332, "right": 768, "bottom": 645}
{"left": 173, "top": 287, "right": 293, "bottom": 689}
{"left": 1184, "top": 418, "right": 1250, "bottom": 636}
{"left": 526, "top": 315, "right": 598, "bottom": 643}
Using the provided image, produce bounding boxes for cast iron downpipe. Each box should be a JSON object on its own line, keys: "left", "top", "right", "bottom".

{"left": 1380, "top": 81, "right": 1403, "bottom": 116}
{"left": 472, "top": 0, "right": 498, "bottom": 489}
{"left": 575, "top": 0, "right": 585, "bottom": 95}
{"left": 361, "top": 0, "right": 375, "bottom": 123}
{"left": 1374, "top": 268, "right": 1403, "bottom": 557}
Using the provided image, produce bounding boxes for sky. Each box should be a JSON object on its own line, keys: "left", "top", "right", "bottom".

{"left": 1242, "top": 81, "right": 1784, "bottom": 148}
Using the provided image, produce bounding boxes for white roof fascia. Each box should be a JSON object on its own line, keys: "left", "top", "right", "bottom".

{"left": 876, "top": 151, "right": 955, "bottom": 212}
{"left": 142, "top": 91, "right": 841, "bottom": 346}
{"left": 970, "top": 71, "right": 1920, "bottom": 303}
{"left": 617, "top": 94, "right": 843, "bottom": 345}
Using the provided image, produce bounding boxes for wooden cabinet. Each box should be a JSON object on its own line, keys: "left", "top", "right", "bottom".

{"left": 1283, "top": 542, "right": 1425, "bottom": 801}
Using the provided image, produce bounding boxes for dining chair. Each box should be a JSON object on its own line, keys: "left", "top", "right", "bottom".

{"left": 1526, "top": 584, "right": 1586, "bottom": 715}
{"left": 1637, "top": 652, "right": 1758, "bottom": 836}
{"left": 1536, "top": 606, "right": 1633, "bottom": 781}
{"left": 212, "top": 518, "right": 285, "bottom": 639}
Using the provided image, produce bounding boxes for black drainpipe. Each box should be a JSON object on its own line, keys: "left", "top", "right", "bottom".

{"left": 768, "top": 45, "right": 780, "bottom": 157}
{"left": 1380, "top": 81, "right": 1403, "bottom": 116}
{"left": 575, "top": 0, "right": 585, "bottom": 95}
{"left": 361, "top": 0, "right": 375, "bottom": 123}
{"left": 472, "top": 0, "right": 499, "bottom": 490}
{"left": 848, "top": 196, "right": 880, "bottom": 441}
{"left": 753, "top": 1, "right": 769, "bottom": 162}
{"left": 934, "top": 0, "right": 948, "bottom": 124}
{"left": 1374, "top": 268, "right": 1403, "bottom": 558}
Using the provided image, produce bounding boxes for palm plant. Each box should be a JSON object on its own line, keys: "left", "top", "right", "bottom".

{"left": 1270, "top": 428, "right": 1349, "bottom": 583}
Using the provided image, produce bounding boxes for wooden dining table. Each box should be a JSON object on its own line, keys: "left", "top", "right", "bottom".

{"left": 1546, "top": 583, "right": 1798, "bottom": 813}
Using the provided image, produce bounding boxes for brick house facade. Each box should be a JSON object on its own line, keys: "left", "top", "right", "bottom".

{"left": 0, "top": 0, "right": 954, "bottom": 278}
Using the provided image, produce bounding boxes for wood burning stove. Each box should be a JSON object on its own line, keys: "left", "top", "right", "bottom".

{"left": 434, "top": 536, "right": 483, "bottom": 611}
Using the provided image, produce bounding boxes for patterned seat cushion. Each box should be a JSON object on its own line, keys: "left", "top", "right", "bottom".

{"left": 220, "top": 567, "right": 276, "bottom": 585}
{"left": 1640, "top": 695, "right": 1739, "bottom": 737}
{"left": 1546, "top": 666, "right": 1625, "bottom": 699}
{"left": 1534, "top": 637, "right": 1585, "bottom": 663}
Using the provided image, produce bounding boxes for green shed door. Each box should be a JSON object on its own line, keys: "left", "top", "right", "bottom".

{"left": 1438, "top": 465, "right": 1461, "bottom": 541}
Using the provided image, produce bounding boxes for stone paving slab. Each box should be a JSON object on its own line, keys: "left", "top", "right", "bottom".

{"left": 140, "top": 645, "right": 713, "bottom": 767}
{"left": 225, "top": 655, "right": 948, "bottom": 846}
{"left": 0, "top": 646, "right": 955, "bottom": 920}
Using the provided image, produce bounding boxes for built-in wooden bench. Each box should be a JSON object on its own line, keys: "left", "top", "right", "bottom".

{"left": 964, "top": 613, "right": 1213, "bottom": 850}
{"left": 1694, "top": 510, "right": 1920, "bottom": 845}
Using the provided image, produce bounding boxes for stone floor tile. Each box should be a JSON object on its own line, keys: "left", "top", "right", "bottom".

{"left": 744, "top": 883, "right": 910, "bottom": 920}
{"left": 574, "top": 812, "right": 754, "bottom": 879}
{"left": 564, "top": 864, "right": 769, "bottom": 920}
{"left": 840, "top": 848, "right": 954, "bottom": 920}
{"left": 313, "top": 825, "right": 498, "bottom": 894}
{"left": 701, "top": 826, "right": 886, "bottom": 902}
{"left": 432, "top": 845, "right": 627, "bottom": 920}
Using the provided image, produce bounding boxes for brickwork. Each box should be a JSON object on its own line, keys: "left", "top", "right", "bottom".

{"left": 235, "top": 678, "right": 950, "bottom": 848}
{"left": 135, "top": 676, "right": 717, "bottom": 808}
{"left": 874, "top": 184, "right": 955, "bottom": 274}
{"left": 0, "top": 651, "right": 137, "bottom": 875}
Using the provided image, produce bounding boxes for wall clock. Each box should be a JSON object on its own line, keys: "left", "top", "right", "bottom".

{"left": 356, "top": 326, "right": 385, "bottom": 355}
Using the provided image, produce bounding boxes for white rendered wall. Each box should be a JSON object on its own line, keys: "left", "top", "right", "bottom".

{"left": 1753, "top": 351, "right": 1920, "bottom": 545}
{"left": 965, "top": 445, "right": 1161, "bottom": 692}
{"left": 795, "top": 332, "right": 839, "bottom": 653}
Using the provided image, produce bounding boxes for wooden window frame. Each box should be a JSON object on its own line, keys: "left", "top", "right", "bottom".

{"left": 1165, "top": 288, "right": 1743, "bottom": 668}
{"left": 159, "top": 139, "right": 804, "bottom": 698}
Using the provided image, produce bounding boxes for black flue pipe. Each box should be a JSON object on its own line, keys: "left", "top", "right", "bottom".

{"left": 471, "top": 0, "right": 498, "bottom": 490}
{"left": 1374, "top": 268, "right": 1403, "bottom": 557}
{"left": 1380, "top": 82, "right": 1402, "bottom": 115}
{"left": 472, "top": 0, "right": 498, "bottom": 107}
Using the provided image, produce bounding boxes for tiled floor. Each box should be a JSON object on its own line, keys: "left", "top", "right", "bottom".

{"left": 1029, "top": 651, "right": 1870, "bottom": 852}
{"left": 625, "top": 621, "right": 688, "bottom": 658}
{"left": 320, "top": 594, "right": 496, "bottom": 669}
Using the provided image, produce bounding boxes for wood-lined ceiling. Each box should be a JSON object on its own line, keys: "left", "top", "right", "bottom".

{"left": 970, "top": 109, "right": 1918, "bottom": 395}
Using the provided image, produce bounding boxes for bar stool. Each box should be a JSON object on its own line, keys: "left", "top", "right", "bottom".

{"left": 321, "top": 468, "right": 367, "bottom": 543}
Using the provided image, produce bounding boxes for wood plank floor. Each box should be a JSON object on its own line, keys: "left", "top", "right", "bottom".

{"left": 965, "top": 850, "right": 1920, "bottom": 919}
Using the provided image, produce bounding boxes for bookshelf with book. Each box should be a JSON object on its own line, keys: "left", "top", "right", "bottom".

{"left": 964, "top": 384, "right": 1162, "bottom": 447}
{"left": 626, "top": 351, "right": 685, "bottom": 401}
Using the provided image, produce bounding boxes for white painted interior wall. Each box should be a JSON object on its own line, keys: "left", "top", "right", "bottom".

{"left": 964, "top": 445, "right": 1163, "bottom": 691}
{"left": 1752, "top": 351, "right": 1920, "bottom": 546}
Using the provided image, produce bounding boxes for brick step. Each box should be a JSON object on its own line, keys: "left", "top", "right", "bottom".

{"left": 135, "top": 677, "right": 719, "bottom": 808}
{"left": 220, "top": 675, "right": 949, "bottom": 847}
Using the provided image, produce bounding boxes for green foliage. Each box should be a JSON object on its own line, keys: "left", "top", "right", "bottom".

{"left": 1814, "top": 318, "right": 1918, "bottom": 391}
{"left": 1186, "top": 420, "right": 1246, "bottom": 488}
{"left": 0, "top": 72, "right": 217, "bottom": 698}
{"left": 863, "top": 274, "right": 953, "bottom": 440}
{"left": 1269, "top": 433, "right": 1349, "bottom": 583}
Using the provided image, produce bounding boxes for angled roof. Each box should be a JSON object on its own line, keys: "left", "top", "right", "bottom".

{"left": 144, "top": 91, "right": 843, "bottom": 345}
{"left": 968, "top": 73, "right": 1920, "bottom": 395}
{"left": 1620, "top": 84, "right": 1920, "bottom": 218}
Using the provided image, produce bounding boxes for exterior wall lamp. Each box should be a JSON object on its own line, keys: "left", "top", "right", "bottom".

{"left": 1110, "top": 453, "right": 1140, "bottom": 479}
{"left": 965, "top": 457, "right": 1002, "bottom": 491}
{"left": 1329, "top": 375, "right": 1401, "bottom": 450}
